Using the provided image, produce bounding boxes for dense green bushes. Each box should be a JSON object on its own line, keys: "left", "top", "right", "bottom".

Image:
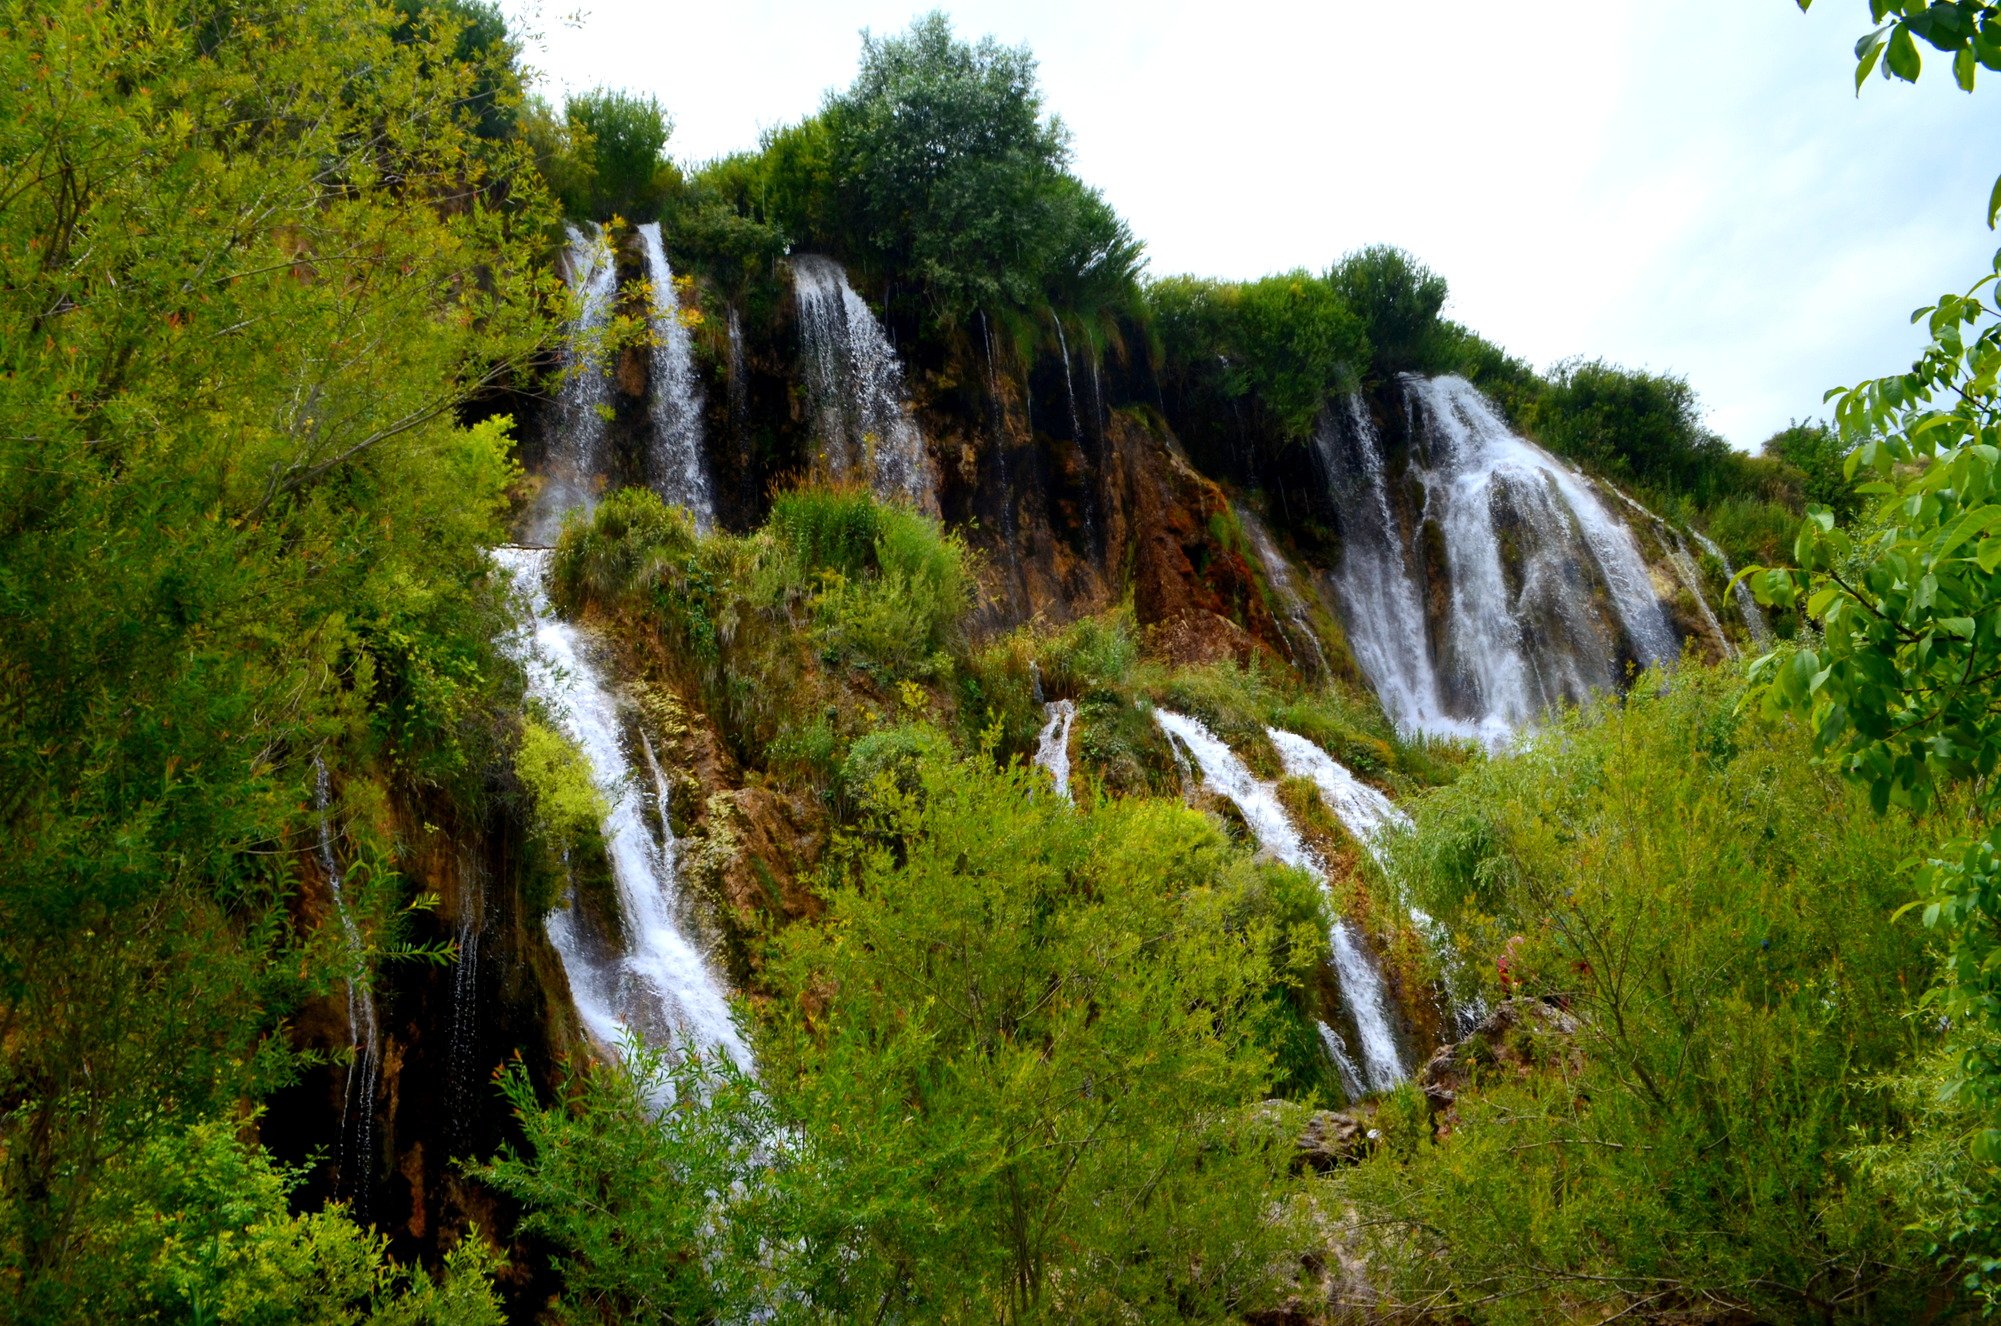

{"left": 1150, "top": 272, "right": 1370, "bottom": 439}
{"left": 0, "top": 0, "right": 553, "bottom": 1309}
{"left": 489, "top": 751, "right": 1328, "bottom": 1322}
{"left": 1341, "top": 673, "right": 1949, "bottom": 1320}
{"left": 552, "top": 486, "right": 972, "bottom": 772}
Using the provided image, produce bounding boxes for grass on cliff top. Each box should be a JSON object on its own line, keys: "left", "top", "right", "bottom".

{"left": 553, "top": 484, "right": 1463, "bottom": 814}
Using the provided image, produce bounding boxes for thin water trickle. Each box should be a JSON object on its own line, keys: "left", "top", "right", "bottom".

{"left": 314, "top": 758, "right": 379, "bottom": 1212}
{"left": 1034, "top": 700, "right": 1077, "bottom": 803}
{"left": 495, "top": 546, "right": 752, "bottom": 1073}
{"left": 637, "top": 223, "right": 713, "bottom": 529}
{"left": 1151, "top": 710, "right": 1404, "bottom": 1092}
{"left": 447, "top": 848, "right": 486, "bottom": 1152}
{"left": 791, "top": 255, "right": 931, "bottom": 507}
{"left": 1604, "top": 484, "right": 1734, "bottom": 660}
{"left": 1690, "top": 527, "right": 1774, "bottom": 647}
{"left": 521, "top": 225, "right": 617, "bottom": 546}
{"left": 1236, "top": 505, "right": 1329, "bottom": 678}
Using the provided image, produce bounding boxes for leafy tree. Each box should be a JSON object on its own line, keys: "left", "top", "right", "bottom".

{"left": 0, "top": 0, "right": 553, "bottom": 1306}
{"left": 559, "top": 89, "right": 682, "bottom": 222}
{"left": 1148, "top": 271, "right": 1370, "bottom": 440}
{"left": 761, "top": 753, "right": 1315, "bottom": 1323}
{"left": 481, "top": 1044, "right": 777, "bottom": 1322}
{"left": 749, "top": 11, "right": 1141, "bottom": 324}
{"left": 1762, "top": 418, "right": 1860, "bottom": 518}
{"left": 1328, "top": 245, "right": 1450, "bottom": 378}
{"left": 1749, "top": 0, "right": 2001, "bottom": 1297}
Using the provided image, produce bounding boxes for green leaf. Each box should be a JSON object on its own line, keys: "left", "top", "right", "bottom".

{"left": 1988, "top": 172, "right": 2001, "bottom": 229}
{"left": 1957, "top": 45, "right": 1979, "bottom": 89}
{"left": 1889, "top": 24, "right": 1924, "bottom": 80}
{"left": 1858, "top": 33, "right": 1888, "bottom": 88}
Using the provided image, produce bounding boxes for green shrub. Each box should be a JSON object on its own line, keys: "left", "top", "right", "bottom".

{"left": 764, "top": 754, "right": 1314, "bottom": 1320}
{"left": 1329, "top": 245, "right": 1451, "bottom": 379}
{"left": 513, "top": 715, "right": 611, "bottom": 916}
{"left": 552, "top": 486, "right": 698, "bottom": 612}
{"left": 1349, "top": 670, "right": 1946, "bottom": 1321}
{"left": 75, "top": 1118, "right": 502, "bottom": 1324}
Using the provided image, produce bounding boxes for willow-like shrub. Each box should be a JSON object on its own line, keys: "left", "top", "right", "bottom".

{"left": 1339, "top": 670, "right": 1949, "bottom": 1322}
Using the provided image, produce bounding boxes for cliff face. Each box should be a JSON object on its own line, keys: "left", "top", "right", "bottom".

{"left": 284, "top": 243, "right": 1759, "bottom": 1286}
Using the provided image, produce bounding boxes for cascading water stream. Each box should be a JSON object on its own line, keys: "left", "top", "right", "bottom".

{"left": 446, "top": 848, "right": 486, "bottom": 1151}
{"left": 1034, "top": 700, "right": 1077, "bottom": 803}
{"left": 1315, "top": 398, "right": 1484, "bottom": 744}
{"left": 521, "top": 225, "right": 617, "bottom": 546}
{"left": 1236, "top": 505, "right": 1330, "bottom": 678}
{"left": 791, "top": 255, "right": 932, "bottom": 508}
{"left": 637, "top": 222, "right": 713, "bottom": 529}
{"left": 313, "top": 757, "right": 379, "bottom": 1210}
{"left": 1408, "top": 376, "right": 1679, "bottom": 728}
{"left": 1320, "top": 377, "right": 1680, "bottom": 743}
{"left": 1151, "top": 710, "right": 1404, "bottom": 1092}
{"left": 495, "top": 546, "right": 752, "bottom": 1073}
{"left": 1690, "top": 527, "right": 1774, "bottom": 647}
{"left": 1265, "top": 728, "right": 1486, "bottom": 1036}
{"left": 1603, "top": 484, "right": 1734, "bottom": 660}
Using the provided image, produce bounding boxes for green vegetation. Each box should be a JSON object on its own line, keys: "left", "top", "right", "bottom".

{"left": 14, "top": 0, "right": 1999, "bottom": 1320}
{"left": 491, "top": 752, "right": 1326, "bottom": 1323}
{"left": 526, "top": 88, "right": 681, "bottom": 224}
{"left": 1150, "top": 272, "right": 1370, "bottom": 440}
{"left": 1343, "top": 674, "right": 1949, "bottom": 1320}
{"left": 0, "top": 0, "right": 552, "bottom": 1311}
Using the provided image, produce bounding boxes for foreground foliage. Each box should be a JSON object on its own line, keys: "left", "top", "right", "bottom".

{"left": 492, "top": 752, "right": 1323, "bottom": 1323}
{"left": 1348, "top": 675, "right": 1949, "bottom": 1321}
{"left": 0, "top": 0, "right": 550, "bottom": 1310}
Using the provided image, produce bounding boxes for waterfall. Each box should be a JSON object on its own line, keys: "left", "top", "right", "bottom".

{"left": 446, "top": 849, "right": 486, "bottom": 1151}
{"left": 1408, "top": 375, "right": 1678, "bottom": 729}
{"left": 521, "top": 225, "right": 617, "bottom": 546}
{"left": 1690, "top": 527, "right": 1774, "bottom": 647}
{"left": 1051, "top": 310, "right": 1083, "bottom": 443}
{"left": 1602, "top": 484, "right": 1735, "bottom": 660}
{"left": 313, "top": 757, "right": 379, "bottom": 1210}
{"left": 1265, "top": 729, "right": 1410, "bottom": 867}
{"left": 791, "top": 255, "right": 932, "bottom": 507}
{"left": 1315, "top": 399, "right": 1483, "bottom": 744}
{"left": 1034, "top": 700, "right": 1077, "bottom": 803}
{"left": 495, "top": 545, "right": 751, "bottom": 1072}
{"left": 637, "top": 223, "right": 713, "bottom": 529}
{"left": 1267, "top": 728, "right": 1488, "bottom": 1039}
{"left": 725, "top": 305, "right": 748, "bottom": 429}
{"left": 1317, "top": 1021, "right": 1367, "bottom": 1101}
{"left": 1321, "top": 378, "right": 1680, "bottom": 743}
{"left": 1151, "top": 709, "right": 1404, "bottom": 1092}
{"left": 1236, "top": 505, "right": 1330, "bottom": 678}
{"left": 1050, "top": 310, "right": 1103, "bottom": 561}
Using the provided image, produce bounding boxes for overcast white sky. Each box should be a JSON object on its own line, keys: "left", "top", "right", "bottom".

{"left": 504, "top": 0, "right": 2001, "bottom": 448}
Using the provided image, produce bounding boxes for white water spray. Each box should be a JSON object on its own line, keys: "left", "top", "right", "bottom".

{"left": 791, "top": 255, "right": 932, "bottom": 508}
{"left": 637, "top": 223, "right": 713, "bottom": 529}
{"left": 495, "top": 546, "right": 751, "bottom": 1072}
{"left": 1034, "top": 700, "right": 1077, "bottom": 803}
{"left": 1690, "top": 527, "right": 1774, "bottom": 647}
{"left": 521, "top": 225, "right": 617, "bottom": 546}
{"left": 1151, "top": 710, "right": 1404, "bottom": 1092}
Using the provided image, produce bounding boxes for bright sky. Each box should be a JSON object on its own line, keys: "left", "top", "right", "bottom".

{"left": 504, "top": 0, "right": 2001, "bottom": 448}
